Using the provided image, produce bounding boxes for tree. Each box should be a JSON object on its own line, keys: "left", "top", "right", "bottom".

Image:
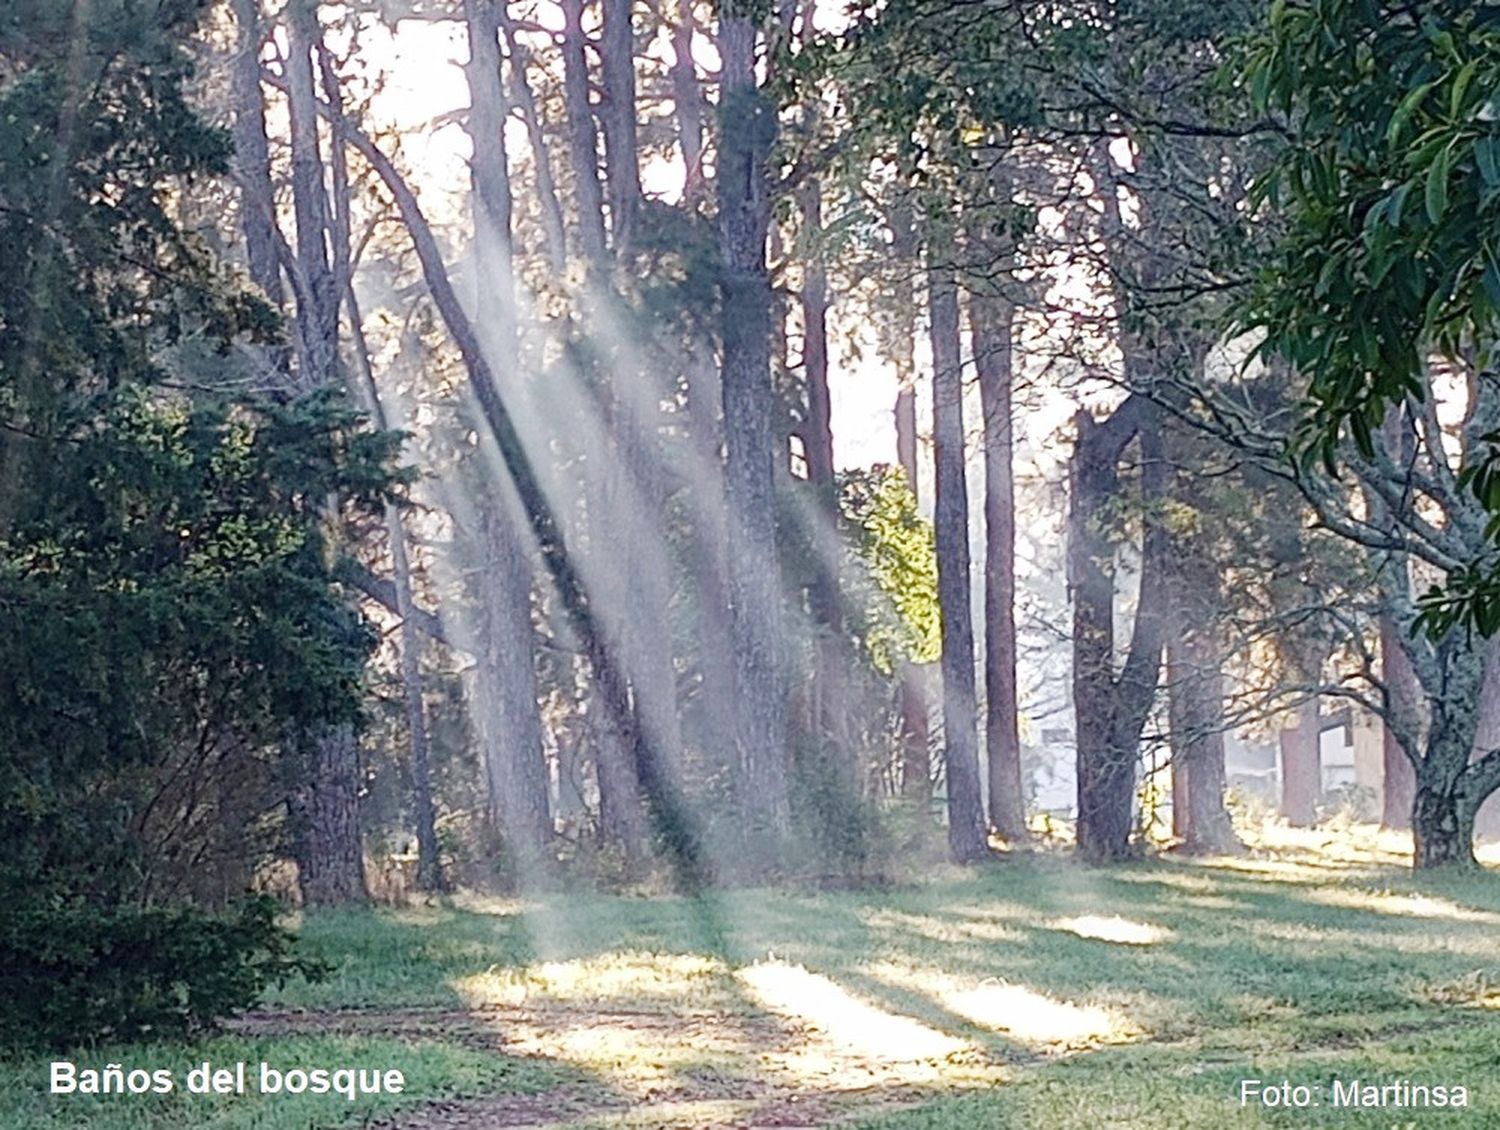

{"left": 719, "top": 5, "right": 791, "bottom": 852}
{"left": 1069, "top": 397, "right": 1169, "bottom": 861}
{"left": 928, "top": 239, "right": 990, "bottom": 863}
{"left": 967, "top": 235, "right": 1029, "bottom": 844}
{"left": 274, "top": 0, "right": 369, "bottom": 906}
{"left": 0, "top": 0, "right": 387, "bottom": 1036}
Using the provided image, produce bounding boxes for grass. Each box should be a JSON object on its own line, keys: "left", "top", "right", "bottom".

{"left": 5, "top": 821, "right": 1499, "bottom": 1127}
{"left": 0, "top": 1033, "right": 564, "bottom": 1129}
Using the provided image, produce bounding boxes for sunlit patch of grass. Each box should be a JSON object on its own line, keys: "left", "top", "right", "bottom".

{"left": 1237, "top": 819, "right": 1418, "bottom": 868}
{"left": 1421, "top": 970, "right": 1500, "bottom": 1010}
{"left": 1299, "top": 885, "right": 1500, "bottom": 923}
{"left": 1053, "top": 914, "right": 1172, "bottom": 945}
{"left": 453, "top": 951, "right": 735, "bottom": 1009}
{"left": 863, "top": 960, "right": 1139, "bottom": 1048}
{"left": 737, "top": 961, "right": 971, "bottom": 1063}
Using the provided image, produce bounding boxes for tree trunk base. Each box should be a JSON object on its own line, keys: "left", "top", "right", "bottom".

{"left": 1416, "top": 786, "right": 1476, "bottom": 870}
{"left": 1412, "top": 787, "right": 1478, "bottom": 869}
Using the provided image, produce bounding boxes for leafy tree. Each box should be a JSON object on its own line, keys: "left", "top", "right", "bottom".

{"left": 1243, "top": 0, "right": 1500, "bottom": 632}
{"left": 0, "top": 0, "right": 394, "bottom": 1042}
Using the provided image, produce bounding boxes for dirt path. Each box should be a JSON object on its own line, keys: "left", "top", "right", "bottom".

{"left": 232, "top": 996, "right": 1016, "bottom": 1129}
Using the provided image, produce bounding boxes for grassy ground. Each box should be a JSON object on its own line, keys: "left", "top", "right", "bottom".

{"left": 4, "top": 822, "right": 1498, "bottom": 1128}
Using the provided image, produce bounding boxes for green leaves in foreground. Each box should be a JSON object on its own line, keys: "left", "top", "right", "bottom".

{"left": 1240, "top": 1, "right": 1500, "bottom": 631}
{"left": 0, "top": 898, "right": 324, "bottom": 1050}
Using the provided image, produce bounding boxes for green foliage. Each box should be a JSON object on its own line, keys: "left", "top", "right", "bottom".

{"left": 1243, "top": 3, "right": 1500, "bottom": 465}
{"left": 0, "top": 388, "right": 398, "bottom": 906}
{"left": 838, "top": 465, "right": 939, "bottom": 671}
{"left": 787, "top": 740, "right": 880, "bottom": 883}
{"left": 0, "top": 0, "right": 398, "bottom": 1045}
{"left": 0, "top": 896, "right": 323, "bottom": 1049}
{"left": 1241, "top": 2, "right": 1500, "bottom": 635}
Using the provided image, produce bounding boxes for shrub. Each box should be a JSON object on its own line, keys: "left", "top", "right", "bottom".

{"left": 0, "top": 896, "right": 325, "bottom": 1049}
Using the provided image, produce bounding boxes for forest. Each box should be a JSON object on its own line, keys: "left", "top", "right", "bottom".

{"left": 3, "top": 0, "right": 1500, "bottom": 1126}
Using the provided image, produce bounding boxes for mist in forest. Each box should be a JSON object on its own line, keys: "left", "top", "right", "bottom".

{"left": 5, "top": 4, "right": 1500, "bottom": 1112}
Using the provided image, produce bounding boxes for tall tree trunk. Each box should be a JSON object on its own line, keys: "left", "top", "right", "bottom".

{"left": 928, "top": 250, "right": 988, "bottom": 864}
{"left": 666, "top": 0, "right": 729, "bottom": 774}
{"left": 314, "top": 35, "right": 447, "bottom": 895}
{"left": 584, "top": 430, "right": 649, "bottom": 862}
{"left": 799, "top": 183, "right": 835, "bottom": 489}
{"left": 970, "top": 290, "right": 1027, "bottom": 842}
{"left": 1411, "top": 648, "right": 1484, "bottom": 869}
{"left": 389, "top": 518, "right": 446, "bottom": 891}
{"left": 599, "top": 0, "right": 642, "bottom": 252}
{"left": 1070, "top": 397, "right": 1166, "bottom": 861}
{"left": 560, "top": 0, "right": 608, "bottom": 265}
{"left": 281, "top": 0, "right": 366, "bottom": 904}
{"left": 500, "top": 22, "right": 567, "bottom": 272}
{"left": 1403, "top": 628, "right": 1500, "bottom": 867}
{"left": 797, "top": 176, "right": 851, "bottom": 774}
{"left": 229, "top": 0, "right": 282, "bottom": 307}
{"left": 1279, "top": 693, "right": 1320, "bottom": 828}
{"left": 463, "top": 0, "right": 554, "bottom": 877}
{"left": 1412, "top": 779, "right": 1478, "bottom": 867}
{"left": 669, "top": 0, "right": 707, "bottom": 205}
{"left": 345, "top": 363, "right": 444, "bottom": 893}
{"left": 287, "top": 725, "right": 367, "bottom": 905}
{"left": 718, "top": 12, "right": 789, "bottom": 852}
{"left": 684, "top": 350, "right": 738, "bottom": 779}
{"left": 1165, "top": 627, "right": 1238, "bottom": 853}
{"left": 585, "top": 0, "right": 681, "bottom": 859}
{"left": 284, "top": 0, "right": 338, "bottom": 390}
{"left": 1379, "top": 614, "right": 1418, "bottom": 830}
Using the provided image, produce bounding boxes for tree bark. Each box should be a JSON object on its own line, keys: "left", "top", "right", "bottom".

{"left": 928, "top": 250, "right": 989, "bottom": 864}
{"left": 889, "top": 203, "right": 929, "bottom": 801}
{"left": 1165, "top": 627, "right": 1238, "bottom": 853}
{"left": 1279, "top": 695, "right": 1320, "bottom": 828}
{"left": 718, "top": 12, "right": 790, "bottom": 852}
{"left": 229, "top": 0, "right": 282, "bottom": 307}
{"left": 970, "top": 290, "right": 1027, "bottom": 842}
{"left": 1412, "top": 763, "right": 1478, "bottom": 868}
{"left": 1070, "top": 397, "right": 1166, "bottom": 862}
{"left": 1401, "top": 627, "right": 1500, "bottom": 868}
{"left": 668, "top": 0, "right": 707, "bottom": 205}
{"left": 590, "top": 0, "right": 685, "bottom": 844}
{"left": 280, "top": 1, "right": 366, "bottom": 903}
{"left": 499, "top": 21, "right": 567, "bottom": 272}
{"left": 684, "top": 350, "right": 738, "bottom": 779}
{"left": 560, "top": 0, "right": 608, "bottom": 265}
{"left": 599, "top": 0, "right": 642, "bottom": 252}
{"left": 796, "top": 176, "right": 852, "bottom": 776}
{"left": 312, "top": 34, "right": 448, "bottom": 895}
{"left": 799, "top": 182, "right": 835, "bottom": 489}
{"left": 283, "top": 0, "right": 338, "bottom": 392}
{"left": 288, "top": 724, "right": 368, "bottom": 905}
{"left": 1379, "top": 614, "right": 1417, "bottom": 830}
